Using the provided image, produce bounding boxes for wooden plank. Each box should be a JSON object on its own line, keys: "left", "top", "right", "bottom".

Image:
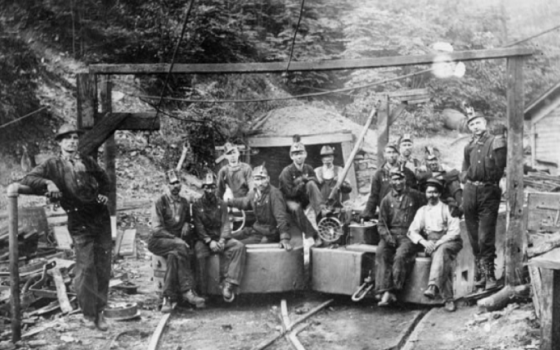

{"left": 526, "top": 193, "right": 560, "bottom": 233}
{"left": 115, "top": 113, "right": 160, "bottom": 131}
{"left": 341, "top": 141, "right": 358, "bottom": 200}
{"left": 7, "top": 185, "right": 21, "bottom": 342}
{"left": 78, "top": 112, "right": 128, "bottom": 156}
{"left": 89, "top": 47, "right": 534, "bottom": 75}
{"left": 248, "top": 131, "right": 353, "bottom": 148}
{"left": 376, "top": 95, "right": 389, "bottom": 165}
{"left": 530, "top": 123, "right": 536, "bottom": 167}
{"left": 53, "top": 226, "right": 73, "bottom": 250}
{"left": 505, "top": 56, "right": 525, "bottom": 286}
{"left": 539, "top": 269, "right": 560, "bottom": 350}
{"left": 120, "top": 229, "right": 137, "bottom": 256}
{"left": 76, "top": 73, "right": 97, "bottom": 129}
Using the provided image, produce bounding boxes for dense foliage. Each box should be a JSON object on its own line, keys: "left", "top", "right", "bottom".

{"left": 1, "top": 0, "right": 559, "bottom": 168}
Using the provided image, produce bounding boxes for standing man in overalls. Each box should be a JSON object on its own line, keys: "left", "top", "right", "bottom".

{"left": 314, "top": 145, "right": 352, "bottom": 209}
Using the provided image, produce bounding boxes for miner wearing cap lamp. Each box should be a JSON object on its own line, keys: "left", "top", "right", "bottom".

{"left": 461, "top": 108, "right": 506, "bottom": 291}
{"left": 407, "top": 178, "right": 462, "bottom": 312}
{"left": 420, "top": 146, "right": 463, "bottom": 218}
{"left": 314, "top": 145, "right": 352, "bottom": 208}
{"left": 360, "top": 143, "right": 417, "bottom": 220}
{"left": 227, "top": 164, "right": 293, "bottom": 251}
{"left": 193, "top": 173, "right": 247, "bottom": 302}
{"left": 216, "top": 142, "right": 253, "bottom": 200}
{"left": 21, "top": 123, "right": 112, "bottom": 330}
{"left": 375, "top": 167, "right": 425, "bottom": 306}
{"left": 398, "top": 134, "right": 423, "bottom": 176}
{"left": 279, "top": 136, "right": 324, "bottom": 245}
{"left": 148, "top": 170, "right": 205, "bottom": 312}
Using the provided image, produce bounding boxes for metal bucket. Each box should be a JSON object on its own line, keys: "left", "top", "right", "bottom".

{"left": 347, "top": 221, "right": 379, "bottom": 245}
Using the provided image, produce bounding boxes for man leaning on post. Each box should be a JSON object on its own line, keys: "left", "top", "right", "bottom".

{"left": 21, "top": 123, "right": 112, "bottom": 331}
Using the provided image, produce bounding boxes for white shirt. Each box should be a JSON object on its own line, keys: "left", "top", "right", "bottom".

{"left": 407, "top": 201, "right": 461, "bottom": 244}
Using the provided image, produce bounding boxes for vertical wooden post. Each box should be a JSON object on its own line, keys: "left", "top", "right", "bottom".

{"left": 505, "top": 56, "right": 525, "bottom": 286}
{"left": 540, "top": 270, "right": 560, "bottom": 350}
{"left": 376, "top": 95, "right": 389, "bottom": 166}
{"left": 7, "top": 184, "right": 20, "bottom": 342}
{"left": 76, "top": 73, "right": 97, "bottom": 130}
{"left": 100, "top": 76, "right": 117, "bottom": 217}
{"left": 340, "top": 140, "right": 358, "bottom": 200}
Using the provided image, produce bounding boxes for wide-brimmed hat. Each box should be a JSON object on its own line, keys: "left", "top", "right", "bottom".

{"left": 55, "top": 123, "right": 84, "bottom": 141}
{"left": 320, "top": 145, "right": 335, "bottom": 157}
{"left": 223, "top": 142, "right": 238, "bottom": 155}
{"left": 425, "top": 178, "right": 444, "bottom": 192}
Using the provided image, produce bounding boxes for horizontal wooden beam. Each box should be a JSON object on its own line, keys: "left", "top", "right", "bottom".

{"left": 115, "top": 113, "right": 160, "bottom": 131}
{"left": 89, "top": 47, "right": 534, "bottom": 75}
{"left": 248, "top": 131, "right": 353, "bottom": 148}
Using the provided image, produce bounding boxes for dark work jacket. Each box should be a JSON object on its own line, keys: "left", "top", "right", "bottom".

{"left": 216, "top": 162, "right": 253, "bottom": 199}
{"left": 378, "top": 187, "right": 426, "bottom": 238}
{"left": 229, "top": 185, "right": 291, "bottom": 241}
{"left": 278, "top": 163, "right": 319, "bottom": 207}
{"left": 193, "top": 195, "right": 231, "bottom": 244}
{"left": 462, "top": 132, "right": 507, "bottom": 185}
{"left": 362, "top": 162, "right": 417, "bottom": 218}
{"left": 150, "top": 194, "right": 191, "bottom": 241}
{"left": 21, "top": 154, "right": 110, "bottom": 216}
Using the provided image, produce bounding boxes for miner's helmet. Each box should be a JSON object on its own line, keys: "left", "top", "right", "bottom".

{"left": 464, "top": 104, "right": 485, "bottom": 124}
{"left": 166, "top": 169, "right": 180, "bottom": 184}
{"left": 385, "top": 142, "right": 400, "bottom": 154}
{"left": 398, "top": 133, "right": 413, "bottom": 145}
{"left": 201, "top": 172, "right": 216, "bottom": 187}
{"left": 425, "top": 178, "right": 444, "bottom": 192}
{"left": 389, "top": 165, "right": 405, "bottom": 179}
{"left": 223, "top": 142, "right": 237, "bottom": 155}
{"left": 424, "top": 146, "right": 439, "bottom": 161}
{"left": 55, "top": 123, "right": 84, "bottom": 141}
{"left": 320, "top": 145, "right": 335, "bottom": 157}
{"left": 252, "top": 163, "right": 268, "bottom": 178}
{"left": 289, "top": 135, "right": 306, "bottom": 155}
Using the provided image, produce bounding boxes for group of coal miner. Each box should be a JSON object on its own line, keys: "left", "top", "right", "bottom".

{"left": 17, "top": 107, "right": 506, "bottom": 330}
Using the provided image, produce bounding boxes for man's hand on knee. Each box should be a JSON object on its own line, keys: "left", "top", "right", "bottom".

{"left": 279, "top": 239, "right": 293, "bottom": 251}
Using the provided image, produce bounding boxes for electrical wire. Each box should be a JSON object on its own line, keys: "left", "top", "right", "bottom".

{"left": 151, "top": 0, "right": 196, "bottom": 130}
{"left": 285, "top": 0, "right": 306, "bottom": 73}
{"left": 0, "top": 106, "right": 48, "bottom": 130}
{"left": 135, "top": 67, "right": 434, "bottom": 104}
{"left": 505, "top": 23, "right": 560, "bottom": 47}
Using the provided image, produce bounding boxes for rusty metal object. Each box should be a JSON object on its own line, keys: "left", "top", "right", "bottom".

{"left": 347, "top": 221, "right": 378, "bottom": 245}
{"left": 103, "top": 302, "right": 141, "bottom": 321}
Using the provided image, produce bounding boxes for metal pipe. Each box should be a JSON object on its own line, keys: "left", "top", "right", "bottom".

{"left": 7, "top": 183, "right": 21, "bottom": 342}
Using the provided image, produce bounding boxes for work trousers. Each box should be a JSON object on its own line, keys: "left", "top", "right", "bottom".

{"left": 463, "top": 182, "right": 501, "bottom": 263}
{"left": 428, "top": 240, "right": 463, "bottom": 300}
{"left": 148, "top": 237, "right": 196, "bottom": 301}
{"left": 375, "top": 234, "right": 420, "bottom": 294}
{"left": 232, "top": 226, "right": 280, "bottom": 245}
{"left": 286, "top": 182, "right": 322, "bottom": 238}
{"left": 195, "top": 239, "right": 246, "bottom": 286}
{"left": 68, "top": 208, "right": 112, "bottom": 320}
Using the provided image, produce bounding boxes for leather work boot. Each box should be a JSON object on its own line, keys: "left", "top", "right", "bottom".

{"left": 423, "top": 284, "right": 438, "bottom": 299}
{"left": 474, "top": 258, "right": 485, "bottom": 289}
{"left": 377, "top": 291, "right": 396, "bottom": 307}
{"left": 485, "top": 260, "right": 498, "bottom": 290}
{"left": 81, "top": 316, "right": 97, "bottom": 330}
{"left": 444, "top": 300, "right": 456, "bottom": 312}
{"left": 183, "top": 290, "right": 206, "bottom": 309}
{"left": 222, "top": 282, "right": 235, "bottom": 303}
{"left": 96, "top": 312, "right": 108, "bottom": 331}
{"left": 161, "top": 297, "right": 174, "bottom": 314}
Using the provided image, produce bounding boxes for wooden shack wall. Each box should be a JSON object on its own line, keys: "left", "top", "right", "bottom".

{"left": 534, "top": 104, "right": 560, "bottom": 171}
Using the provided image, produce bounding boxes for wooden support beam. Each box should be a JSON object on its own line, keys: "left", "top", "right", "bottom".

{"left": 505, "top": 56, "right": 525, "bottom": 286}
{"left": 376, "top": 96, "right": 389, "bottom": 166}
{"left": 341, "top": 140, "right": 358, "bottom": 200}
{"left": 100, "top": 77, "right": 117, "bottom": 217}
{"left": 78, "top": 112, "right": 128, "bottom": 156}
{"left": 89, "top": 47, "right": 533, "bottom": 75}
{"left": 113, "top": 113, "right": 160, "bottom": 131}
{"left": 7, "top": 185, "right": 20, "bottom": 342}
{"left": 76, "top": 73, "right": 97, "bottom": 129}
{"left": 247, "top": 131, "right": 353, "bottom": 148}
